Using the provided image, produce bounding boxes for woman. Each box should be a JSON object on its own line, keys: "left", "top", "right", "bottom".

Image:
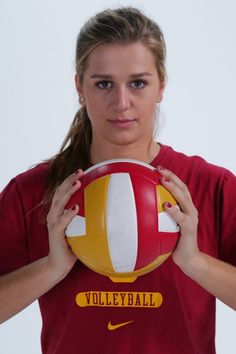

{"left": 0, "top": 7, "right": 235, "bottom": 354}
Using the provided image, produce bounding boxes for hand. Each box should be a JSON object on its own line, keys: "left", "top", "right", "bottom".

{"left": 157, "top": 166, "right": 201, "bottom": 270}
{"left": 46, "top": 169, "right": 84, "bottom": 273}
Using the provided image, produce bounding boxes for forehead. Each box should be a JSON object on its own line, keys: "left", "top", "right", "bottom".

{"left": 84, "top": 42, "right": 157, "bottom": 76}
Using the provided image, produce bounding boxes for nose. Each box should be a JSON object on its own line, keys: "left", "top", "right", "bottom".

{"left": 112, "top": 86, "right": 131, "bottom": 112}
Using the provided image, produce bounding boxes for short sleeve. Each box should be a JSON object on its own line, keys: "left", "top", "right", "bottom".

{"left": 219, "top": 170, "right": 236, "bottom": 266}
{"left": 0, "top": 178, "right": 30, "bottom": 275}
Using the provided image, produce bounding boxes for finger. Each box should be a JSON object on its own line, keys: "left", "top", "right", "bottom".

{"left": 54, "top": 178, "right": 81, "bottom": 206}
{"left": 50, "top": 182, "right": 81, "bottom": 223}
{"left": 61, "top": 204, "right": 80, "bottom": 231}
{"left": 156, "top": 166, "right": 194, "bottom": 215}
{"left": 157, "top": 166, "right": 190, "bottom": 195}
{"left": 163, "top": 201, "right": 186, "bottom": 226}
{"left": 160, "top": 176, "right": 195, "bottom": 216}
{"left": 55, "top": 169, "right": 84, "bottom": 196}
{"left": 48, "top": 204, "right": 80, "bottom": 233}
{"left": 49, "top": 170, "right": 84, "bottom": 221}
{"left": 53, "top": 169, "right": 84, "bottom": 203}
{"left": 164, "top": 201, "right": 198, "bottom": 235}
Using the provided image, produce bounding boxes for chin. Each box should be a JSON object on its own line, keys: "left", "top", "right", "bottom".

{"left": 107, "top": 135, "right": 140, "bottom": 146}
{"left": 104, "top": 129, "right": 144, "bottom": 144}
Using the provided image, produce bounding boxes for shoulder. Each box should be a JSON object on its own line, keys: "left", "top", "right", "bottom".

{"left": 4, "top": 162, "right": 51, "bottom": 213}
{"left": 156, "top": 144, "right": 234, "bottom": 183}
{"left": 15, "top": 162, "right": 51, "bottom": 188}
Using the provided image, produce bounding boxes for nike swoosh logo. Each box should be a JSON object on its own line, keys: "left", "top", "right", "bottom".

{"left": 107, "top": 320, "right": 133, "bottom": 331}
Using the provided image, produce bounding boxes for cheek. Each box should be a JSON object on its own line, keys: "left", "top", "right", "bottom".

{"left": 138, "top": 89, "right": 158, "bottom": 109}
{"left": 140, "top": 100, "right": 157, "bottom": 117}
{"left": 85, "top": 95, "right": 104, "bottom": 117}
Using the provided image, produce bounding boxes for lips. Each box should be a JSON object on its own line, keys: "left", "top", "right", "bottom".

{"left": 108, "top": 117, "right": 137, "bottom": 127}
{"left": 109, "top": 117, "right": 136, "bottom": 122}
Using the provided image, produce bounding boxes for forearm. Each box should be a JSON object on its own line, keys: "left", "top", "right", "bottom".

{"left": 178, "top": 252, "right": 236, "bottom": 310}
{"left": 0, "top": 256, "right": 70, "bottom": 324}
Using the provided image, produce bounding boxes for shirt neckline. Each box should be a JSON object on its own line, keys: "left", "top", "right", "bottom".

{"left": 149, "top": 143, "right": 169, "bottom": 168}
{"left": 87, "top": 143, "right": 170, "bottom": 169}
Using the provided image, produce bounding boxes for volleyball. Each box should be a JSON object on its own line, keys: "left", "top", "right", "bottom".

{"left": 65, "top": 159, "right": 179, "bottom": 282}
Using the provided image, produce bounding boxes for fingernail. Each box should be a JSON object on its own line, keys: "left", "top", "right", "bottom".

{"left": 166, "top": 202, "right": 172, "bottom": 208}
{"left": 163, "top": 177, "right": 170, "bottom": 183}
{"left": 158, "top": 166, "right": 165, "bottom": 170}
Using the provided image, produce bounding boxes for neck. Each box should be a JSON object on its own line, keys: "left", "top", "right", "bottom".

{"left": 90, "top": 139, "right": 160, "bottom": 165}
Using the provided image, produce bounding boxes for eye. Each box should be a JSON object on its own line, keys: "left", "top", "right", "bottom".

{"left": 95, "top": 81, "right": 112, "bottom": 89}
{"left": 131, "top": 80, "right": 147, "bottom": 89}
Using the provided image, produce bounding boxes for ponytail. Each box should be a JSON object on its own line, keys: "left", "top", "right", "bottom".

{"left": 43, "top": 107, "right": 92, "bottom": 206}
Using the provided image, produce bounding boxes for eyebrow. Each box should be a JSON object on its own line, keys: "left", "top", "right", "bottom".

{"left": 90, "top": 72, "right": 152, "bottom": 79}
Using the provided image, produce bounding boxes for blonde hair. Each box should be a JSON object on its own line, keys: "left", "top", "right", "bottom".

{"left": 44, "top": 7, "right": 167, "bottom": 205}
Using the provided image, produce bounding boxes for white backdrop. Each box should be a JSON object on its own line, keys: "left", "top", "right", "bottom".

{"left": 0, "top": 0, "right": 235, "bottom": 353}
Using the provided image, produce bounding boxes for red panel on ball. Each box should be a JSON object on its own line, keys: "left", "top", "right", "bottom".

{"left": 130, "top": 173, "right": 160, "bottom": 269}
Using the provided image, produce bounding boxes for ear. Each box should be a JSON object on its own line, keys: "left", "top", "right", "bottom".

{"left": 75, "top": 74, "right": 84, "bottom": 96}
{"left": 157, "top": 80, "right": 166, "bottom": 103}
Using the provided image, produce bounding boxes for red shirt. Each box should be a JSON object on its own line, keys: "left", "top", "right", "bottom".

{"left": 1, "top": 144, "right": 236, "bottom": 354}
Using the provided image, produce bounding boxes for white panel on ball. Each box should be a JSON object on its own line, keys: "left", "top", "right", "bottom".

{"left": 106, "top": 173, "right": 138, "bottom": 273}
{"left": 158, "top": 210, "right": 180, "bottom": 232}
{"left": 65, "top": 215, "right": 86, "bottom": 237}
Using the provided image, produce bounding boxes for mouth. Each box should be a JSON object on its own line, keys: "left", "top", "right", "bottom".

{"left": 108, "top": 117, "right": 137, "bottom": 128}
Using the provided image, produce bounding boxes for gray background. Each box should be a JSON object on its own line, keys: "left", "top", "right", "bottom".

{"left": 0, "top": 0, "right": 235, "bottom": 353}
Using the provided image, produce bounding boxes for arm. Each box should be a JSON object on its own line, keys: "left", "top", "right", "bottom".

{"left": 157, "top": 165, "right": 236, "bottom": 311}
{"left": 0, "top": 256, "right": 71, "bottom": 324}
{"left": 178, "top": 251, "right": 236, "bottom": 311}
{"left": 0, "top": 169, "right": 83, "bottom": 324}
